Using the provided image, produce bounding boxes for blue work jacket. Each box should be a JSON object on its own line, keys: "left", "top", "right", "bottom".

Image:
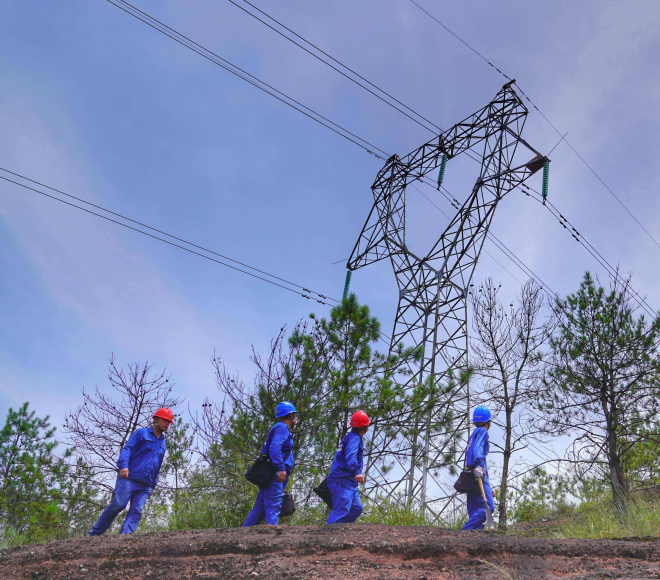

{"left": 116, "top": 427, "right": 167, "bottom": 488}
{"left": 328, "top": 430, "right": 363, "bottom": 488}
{"left": 465, "top": 426, "right": 489, "bottom": 472}
{"left": 263, "top": 422, "right": 294, "bottom": 474}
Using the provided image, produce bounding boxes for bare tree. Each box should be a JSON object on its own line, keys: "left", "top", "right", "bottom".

{"left": 63, "top": 355, "right": 182, "bottom": 492}
{"left": 470, "top": 278, "right": 550, "bottom": 528}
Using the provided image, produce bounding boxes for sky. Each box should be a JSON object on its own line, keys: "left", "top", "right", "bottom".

{"left": 1, "top": 0, "right": 659, "bottom": 480}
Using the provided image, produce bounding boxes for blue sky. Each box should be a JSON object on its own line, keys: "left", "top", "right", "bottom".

{"left": 1, "top": 0, "right": 659, "bottom": 466}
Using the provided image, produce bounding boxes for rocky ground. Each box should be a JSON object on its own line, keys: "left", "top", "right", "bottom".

{"left": 2, "top": 524, "right": 659, "bottom": 580}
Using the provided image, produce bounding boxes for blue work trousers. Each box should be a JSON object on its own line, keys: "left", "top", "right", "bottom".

{"left": 89, "top": 477, "right": 152, "bottom": 536}
{"left": 243, "top": 475, "right": 289, "bottom": 526}
{"left": 462, "top": 477, "right": 494, "bottom": 530}
{"left": 327, "top": 480, "right": 363, "bottom": 525}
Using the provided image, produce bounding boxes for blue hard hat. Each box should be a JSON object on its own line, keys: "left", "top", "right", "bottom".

{"left": 472, "top": 406, "right": 491, "bottom": 423}
{"left": 276, "top": 401, "right": 297, "bottom": 418}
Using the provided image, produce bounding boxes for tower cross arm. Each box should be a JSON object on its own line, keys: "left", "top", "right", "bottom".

{"left": 401, "top": 85, "right": 528, "bottom": 181}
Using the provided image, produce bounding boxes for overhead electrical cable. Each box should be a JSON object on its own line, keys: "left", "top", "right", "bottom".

{"left": 103, "top": 0, "right": 388, "bottom": 159}
{"left": 101, "top": 0, "right": 553, "bottom": 299}
{"left": 226, "top": 0, "right": 646, "bottom": 310}
{"left": 408, "top": 0, "right": 660, "bottom": 253}
{"left": 420, "top": 174, "right": 657, "bottom": 323}
{"left": 459, "top": 137, "right": 654, "bottom": 314}
{"left": 226, "top": 0, "right": 441, "bottom": 133}
{"left": 408, "top": 0, "right": 513, "bottom": 83}
{"left": 104, "top": 0, "right": 645, "bottom": 318}
{"left": 522, "top": 183, "right": 657, "bottom": 319}
{"left": 0, "top": 169, "right": 338, "bottom": 306}
{"left": 423, "top": 146, "right": 657, "bottom": 317}
{"left": 417, "top": 176, "right": 560, "bottom": 297}
{"left": 557, "top": 141, "right": 660, "bottom": 252}
{"left": 436, "top": 175, "right": 655, "bottom": 321}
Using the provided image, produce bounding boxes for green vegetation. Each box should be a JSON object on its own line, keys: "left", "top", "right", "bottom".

{"left": 540, "top": 272, "right": 660, "bottom": 511}
{"left": 559, "top": 498, "right": 660, "bottom": 539}
{"left": 4, "top": 274, "right": 660, "bottom": 546}
{"left": 361, "top": 501, "right": 436, "bottom": 527}
{"left": 505, "top": 467, "right": 573, "bottom": 524}
{"left": 208, "top": 293, "right": 422, "bottom": 499}
{"left": 176, "top": 294, "right": 430, "bottom": 529}
{"left": 507, "top": 494, "right": 660, "bottom": 540}
{"left": 0, "top": 404, "right": 99, "bottom": 547}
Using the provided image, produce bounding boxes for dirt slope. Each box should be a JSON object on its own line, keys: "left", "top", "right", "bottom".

{"left": 2, "top": 524, "right": 659, "bottom": 580}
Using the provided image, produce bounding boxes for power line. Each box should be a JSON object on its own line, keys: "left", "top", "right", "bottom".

{"left": 422, "top": 169, "right": 657, "bottom": 321}
{"left": 103, "top": 0, "right": 389, "bottom": 159}
{"left": 27, "top": 3, "right": 565, "bottom": 316}
{"left": 429, "top": 129, "right": 656, "bottom": 316}
{"left": 558, "top": 140, "right": 660, "bottom": 252}
{"left": 521, "top": 182, "right": 657, "bottom": 319}
{"left": 104, "top": 0, "right": 647, "bottom": 318}
{"left": 226, "top": 0, "right": 441, "bottom": 133}
{"left": 408, "top": 0, "right": 660, "bottom": 253}
{"left": 226, "top": 0, "right": 645, "bottom": 306}
{"left": 437, "top": 174, "right": 655, "bottom": 320}
{"left": 0, "top": 168, "right": 338, "bottom": 306}
{"left": 228, "top": 0, "right": 592, "bottom": 294}
{"left": 3, "top": 170, "right": 406, "bottom": 357}
{"left": 418, "top": 175, "right": 560, "bottom": 297}
{"left": 407, "top": 0, "right": 513, "bottom": 83}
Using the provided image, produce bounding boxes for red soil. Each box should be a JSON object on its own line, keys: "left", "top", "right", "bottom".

{"left": 2, "top": 524, "right": 659, "bottom": 579}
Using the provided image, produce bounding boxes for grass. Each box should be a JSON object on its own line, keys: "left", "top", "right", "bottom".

{"left": 173, "top": 491, "right": 660, "bottom": 538}
{"left": 361, "top": 500, "right": 436, "bottom": 526}
{"left": 508, "top": 497, "right": 660, "bottom": 540}
{"left": 284, "top": 503, "right": 328, "bottom": 526}
{"left": 278, "top": 496, "right": 439, "bottom": 527}
{"left": 8, "top": 490, "right": 660, "bottom": 548}
{"left": 281, "top": 494, "right": 443, "bottom": 527}
{"left": 476, "top": 559, "right": 520, "bottom": 580}
{"left": 361, "top": 495, "right": 470, "bottom": 528}
{"left": 558, "top": 499, "right": 660, "bottom": 539}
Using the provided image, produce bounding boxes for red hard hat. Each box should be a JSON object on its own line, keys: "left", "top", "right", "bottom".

{"left": 153, "top": 407, "right": 174, "bottom": 423}
{"left": 350, "top": 410, "right": 371, "bottom": 428}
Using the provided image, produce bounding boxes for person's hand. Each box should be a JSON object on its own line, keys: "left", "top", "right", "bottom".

{"left": 119, "top": 468, "right": 129, "bottom": 479}
{"left": 277, "top": 470, "right": 286, "bottom": 483}
{"left": 355, "top": 474, "right": 365, "bottom": 484}
{"left": 473, "top": 466, "right": 485, "bottom": 480}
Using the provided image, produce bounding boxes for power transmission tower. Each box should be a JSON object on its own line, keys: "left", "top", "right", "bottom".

{"left": 346, "top": 82, "right": 548, "bottom": 522}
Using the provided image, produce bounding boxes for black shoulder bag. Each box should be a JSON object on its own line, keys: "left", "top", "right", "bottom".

{"left": 280, "top": 491, "right": 296, "bottom": 517}
{"left": 453, "top": 463, "right": 479, "bottom": 494}
{"left": 313, "top": 477, "right": 333, "bottom": 508}
{"left": 245, "top": 453, "right": 276, "bottom": 488}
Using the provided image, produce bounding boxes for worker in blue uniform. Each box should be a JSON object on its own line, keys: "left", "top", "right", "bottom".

{"left": 243, "top": 401, "right": 296, "bottom": 526}
{"left": 326, "top": 410, "right": 370, "bottom": 525}
{"left": 462, "top": 406, "right": 495, "bottom": 530}
{"left": 89, "top": 407, "right": 173, "bottom": 535}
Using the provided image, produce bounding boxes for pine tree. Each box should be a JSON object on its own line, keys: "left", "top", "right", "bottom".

{"left": 542, "top": 272, "right": 660, "bottom": 511}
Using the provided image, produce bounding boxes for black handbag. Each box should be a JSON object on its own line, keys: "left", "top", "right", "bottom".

{"left": 245, "top": 454, "right": 276, "bottom": 488}
{"left": 313, "top": 477, "right": 333, "bottom": 508}
{"left": 453, "top": 464, "right": 479, "bottom": 494}
{"left": 280, "top": 492, "right": 296, "bottom": 517}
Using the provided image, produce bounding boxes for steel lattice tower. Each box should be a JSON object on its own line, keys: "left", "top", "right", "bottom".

{"left": 346, "top": 82, "right": 548, "bottom": 522}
